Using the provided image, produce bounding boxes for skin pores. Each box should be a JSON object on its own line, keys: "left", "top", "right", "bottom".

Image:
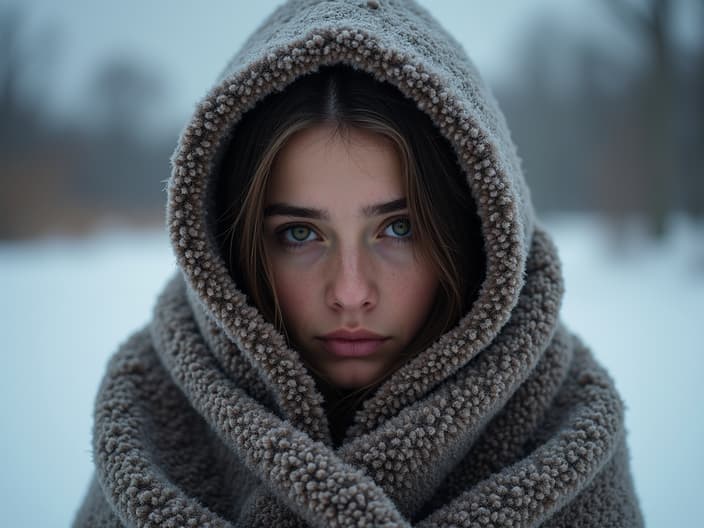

{"left": 263, "top": 123, "right": 439, "bottom": 390}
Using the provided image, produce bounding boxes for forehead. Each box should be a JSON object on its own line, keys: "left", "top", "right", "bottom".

{"left": 266, "top": 124, "right": 404, "bottom": 208}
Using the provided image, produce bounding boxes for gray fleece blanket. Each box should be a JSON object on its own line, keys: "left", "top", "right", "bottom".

{"left": 73, "top": 0, "right": 643, "bottom": 526}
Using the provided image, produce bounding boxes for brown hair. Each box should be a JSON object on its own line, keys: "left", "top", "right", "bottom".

{"left": 214, "top": 64, "right": 485, "bottom": 383}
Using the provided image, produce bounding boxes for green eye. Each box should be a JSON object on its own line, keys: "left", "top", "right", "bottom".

{"left": 385, "top": 218, "right": 411, "bottom": 238}
{"left": 280, "top": 225, "right": 317, "bottom": 246}
{"left": 290, "top": 226, "right": 312, "bottom": 241}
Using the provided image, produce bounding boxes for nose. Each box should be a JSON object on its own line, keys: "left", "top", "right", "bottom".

{"left": 325, "top": 246, "right": 378, "bottom": 313}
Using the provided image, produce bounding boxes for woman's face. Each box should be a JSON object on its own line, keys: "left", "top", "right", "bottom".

{"left": 263, "top": 123, "right": 439, "bottom": 389}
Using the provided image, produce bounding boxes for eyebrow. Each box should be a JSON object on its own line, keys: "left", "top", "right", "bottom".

{"left": 263, "top": 198, "right": 407, "bottom": 219}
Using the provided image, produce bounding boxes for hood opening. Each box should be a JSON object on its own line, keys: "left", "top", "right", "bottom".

{"left": 210, "top": 63, "right": 486, "bottom": 356}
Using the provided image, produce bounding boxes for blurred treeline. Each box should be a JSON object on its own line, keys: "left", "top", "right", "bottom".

{"left": 1, "top": 0, "right": 702, "bottom": 240}
{"left": 0, "top": 7, "right": 174, "bottom": 239}
{"left": 497, "top": 0, "right": 704, "bottom": 238}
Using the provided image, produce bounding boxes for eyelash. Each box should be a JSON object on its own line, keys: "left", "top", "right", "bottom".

{"left": 275, "top": 216, "right": 413, "bottom": 249}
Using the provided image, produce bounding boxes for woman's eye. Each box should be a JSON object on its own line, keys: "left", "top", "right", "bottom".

{"left": 383, "top": 218, "right": 412, "bottom": 239}
{"left": 281, "top": 225, "right": 318, "bottom": 245}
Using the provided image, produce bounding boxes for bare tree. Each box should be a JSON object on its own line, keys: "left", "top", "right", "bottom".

{"left": 0, "top": 7, "right": 26, "bottom": 136}
{"left": 599, "top": 0, "right": 682, "bottom": 237}
{"left": 90, "top": 57, "right": 164, "bottom": 139}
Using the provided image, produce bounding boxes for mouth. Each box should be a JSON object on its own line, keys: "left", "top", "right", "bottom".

{"left": 316, "top": 329, "right": 390, "bottom": 358}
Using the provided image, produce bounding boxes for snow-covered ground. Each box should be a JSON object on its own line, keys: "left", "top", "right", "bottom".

{"left": 1, "top": 213, "right": 702, "bottom": 526}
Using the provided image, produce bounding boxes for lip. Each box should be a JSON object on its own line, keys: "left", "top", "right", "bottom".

{"left": 321, "top": 329, "right": 386, "bottom": 340}
{"left": 317, "top": 329, "right": 389, "bottom": 358}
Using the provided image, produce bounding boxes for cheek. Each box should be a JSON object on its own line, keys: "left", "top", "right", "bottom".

{"left": 383, "top": 258, "right": 438, "bottom": 327}
{"left": 269, "top": 260, "right": 319, "bottom": 333}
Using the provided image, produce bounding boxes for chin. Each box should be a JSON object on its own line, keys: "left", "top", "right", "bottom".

{"left": 324, "top": 363, "right": 386, "bottom": 390}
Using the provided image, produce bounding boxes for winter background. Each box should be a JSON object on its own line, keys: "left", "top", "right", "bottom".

{"left": 2, "top": 0, "right": 703, "bottom": 526}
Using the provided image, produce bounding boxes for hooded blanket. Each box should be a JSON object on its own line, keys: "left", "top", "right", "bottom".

{"left": 74, "top": 1, "right": 643, "bottom": 526}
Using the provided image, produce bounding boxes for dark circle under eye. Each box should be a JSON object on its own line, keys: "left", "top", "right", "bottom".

{"left": 290, "top": 226, "right": 312, "bottom": 241}
{"left": 390, "top": 219, "right": 411, "bottom": 237}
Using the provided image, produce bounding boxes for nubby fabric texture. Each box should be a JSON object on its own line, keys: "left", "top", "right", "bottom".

{"left": 73, "top": 0, "right": 643, "bottom": 526}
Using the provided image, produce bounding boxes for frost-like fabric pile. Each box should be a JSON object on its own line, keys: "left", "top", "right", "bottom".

{"left": 73, "top": 0, "right": 643, "bottom": 526}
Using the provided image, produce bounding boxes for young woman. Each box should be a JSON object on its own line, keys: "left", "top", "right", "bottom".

{"left": 74, "top": 1, "right": 643, "bottom": 526}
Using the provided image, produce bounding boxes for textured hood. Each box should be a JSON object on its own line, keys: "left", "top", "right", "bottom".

{"left": 74, "top": 1, "right": 642, "bottom": 526}
{"left": 168, "top": 0, "right": 534, "bottom": 421}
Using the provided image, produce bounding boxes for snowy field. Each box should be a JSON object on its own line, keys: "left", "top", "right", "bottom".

{"left": 1, "top": 213, "right": 702, "bottom": 526}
